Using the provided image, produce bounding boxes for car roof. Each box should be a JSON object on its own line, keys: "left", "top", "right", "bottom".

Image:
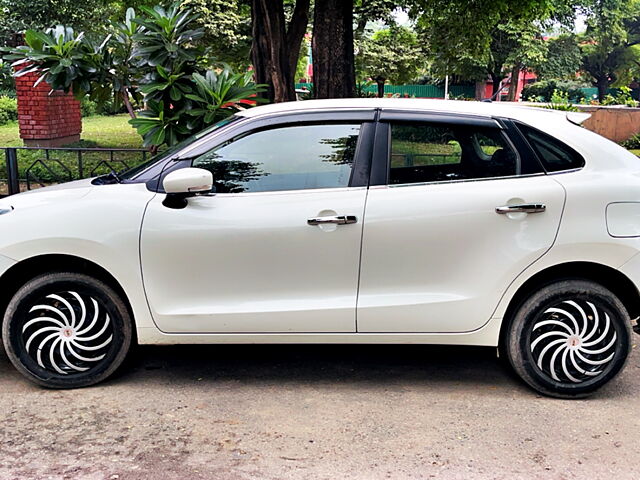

{"left": 236, "top": 98, "right": 574, "bottom": 124}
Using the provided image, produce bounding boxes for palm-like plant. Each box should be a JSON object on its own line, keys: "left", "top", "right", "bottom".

{"left": 130, "top": 67, "right": 265, "bottom": 147}
{"left": 4, "top": 26, "right": 102, "bottom": 95}
{"left": 132, "top": 3, "right": 205, "bottom": 67}
{"left": 187, "top": 68, "right": 264, "bottom": 124}
{"left": 2, "top": 2, "right": 266, "bottom": 148}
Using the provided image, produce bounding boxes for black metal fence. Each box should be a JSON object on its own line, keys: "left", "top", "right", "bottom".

{"left": 1, "top": 146, "right": 150, "bottom": 197}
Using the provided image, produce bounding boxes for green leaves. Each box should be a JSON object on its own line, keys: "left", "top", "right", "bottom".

{"left": 130, "top": 66, "right": 265, "bottom": 147}
{"left": 131, "top": 2, "right": 204, "bottom": 70}
{"left": 2, "top": 1, "right": 266, "bottom": 149}
{"left": 2, "top": 26, "right": 102, "bottom": 96}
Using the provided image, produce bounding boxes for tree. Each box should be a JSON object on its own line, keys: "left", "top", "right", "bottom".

{"left": 3, "top": 3, "right": 264, "bottom": 147}
{"left": 413, "top": 0, "right": 570, "bottom": 98}
{"left": 250, "top": 0, "right": 310, "bottom": 103}
{"left": 312, "top": 0, "right": 356, "bottom": 98}
{"left": 531, "top": 34, "right": 583, "bottom": 81}
{"left": 182, "top": 0, "right": 252, "bottom": 70}
{"left": 356, "top": 25, "right": 423, "bottom": 97}
{"left": 580, "top": 0, "right": 640, "bottom": 101}
{"left": 0, "top": 0, "right": 116, "bottom": 42}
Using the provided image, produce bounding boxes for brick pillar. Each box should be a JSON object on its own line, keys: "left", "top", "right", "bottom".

{"left": 15, "top": 71, "right": 82, "bottom": 147}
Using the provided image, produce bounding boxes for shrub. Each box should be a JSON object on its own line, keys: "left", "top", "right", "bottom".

{"left": 0, "top": 95, "right": 18, "bottom": 125}
{"left": 544, "top": 89, "right": 579, "bottom": 112}
{"left": 523, "top": 80, "right": 587, "bottom": 103}
{"left": 80, "top": 96, "right": 98, "bottom": 117}
{"left": 621, "top": 133, "right": 640, "bottom": 150}
{"left": 601, "top": 87, "right": 638, "bottom": 107}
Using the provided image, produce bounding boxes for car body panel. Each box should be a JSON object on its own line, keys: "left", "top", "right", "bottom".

{"left": 357, "top": 175, "right": 566, "bottom": 333}
{"left": 0, "top": 183, "right": 158, "bottom": 330}
{"left": 140, "top": 187, "right": 368, "bottom": 333}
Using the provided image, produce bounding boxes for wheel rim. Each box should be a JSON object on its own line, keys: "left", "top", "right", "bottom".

{"left": 20, "top": 290, "right": 114, "bottom": 375}
{"left": 530, "top": 299, "right": 618, "bottom": 384}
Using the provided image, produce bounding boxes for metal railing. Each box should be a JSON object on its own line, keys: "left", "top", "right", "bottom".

{"left": 1, "top": 146, "right": 150, "bottom": 196}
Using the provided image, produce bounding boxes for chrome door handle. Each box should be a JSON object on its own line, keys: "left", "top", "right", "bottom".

{"left": 496, "top": 204, "right": 546, "bottom": 214}
{"left": 307, "top": 215, "right": 357, "bottom": 226}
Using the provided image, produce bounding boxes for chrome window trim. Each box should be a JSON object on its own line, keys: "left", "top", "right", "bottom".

{"left": 384, "top": 172, "right": 547, "bottom": 189}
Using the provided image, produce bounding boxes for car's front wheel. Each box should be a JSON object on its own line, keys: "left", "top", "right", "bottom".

{"left": 505, "top": 279, "right": 632, "bottom": 398}
{"left": 2, "top": 272, "right": 132, "bottom": 389}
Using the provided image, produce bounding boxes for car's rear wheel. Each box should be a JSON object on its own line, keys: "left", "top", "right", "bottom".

{"left": 2, "top": 272, "right": 132, "bottom": 389}
{"left": 505, "top": 279, "right": 632, "bottom": 398}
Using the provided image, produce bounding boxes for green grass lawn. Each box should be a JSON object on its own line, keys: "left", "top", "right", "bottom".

{"left": 631, "top": 149, "right": 640, "bottom": 157}
{"left": 0, "top": 114, "right": 143, "bottom": 148}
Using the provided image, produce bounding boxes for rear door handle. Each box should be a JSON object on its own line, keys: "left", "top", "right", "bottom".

{"left": 307, "top": 215, "right": 357, "bottom": 226}
{"left": 496, "top": 204, "right": 546, "bottom": 214}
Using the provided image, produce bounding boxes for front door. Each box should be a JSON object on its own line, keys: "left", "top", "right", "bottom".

{"left": 357, "top": 116, "right": 566, "bottom": 333}
{"left": 141, "top": 121, "right": 371, "bottom": 333}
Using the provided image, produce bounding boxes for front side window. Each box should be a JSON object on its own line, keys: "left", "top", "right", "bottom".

{"left": 192, "top": 123, "right": 361, "bottom": 193}
{"left": 389, "top": 122, "right": 519, "bottom": 185}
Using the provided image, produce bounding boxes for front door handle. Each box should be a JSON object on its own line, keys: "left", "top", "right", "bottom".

{"left": 496, "top": 204, "right": 546, "bottom": 214}
{"left": 307, "top": 215, "right": 357, "bottom": 226}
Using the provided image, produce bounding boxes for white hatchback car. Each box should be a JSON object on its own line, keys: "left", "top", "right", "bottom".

{"left": 1, "top": 99, "right": 638, "bottom": 397}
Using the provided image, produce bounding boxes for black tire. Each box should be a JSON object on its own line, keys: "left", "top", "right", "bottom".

{"left": 505, "top": 279, "right": 632, "bottom": 398}
{"left": 2, "top": 272, "right": 132, "bottom": 389}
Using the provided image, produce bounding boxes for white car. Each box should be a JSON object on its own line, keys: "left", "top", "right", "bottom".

{"left": 1, "top": 98, "right": 638, "bottom": 397}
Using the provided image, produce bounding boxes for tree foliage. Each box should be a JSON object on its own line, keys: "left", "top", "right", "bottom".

{"left": 181, "top": 0, "right": 251, "bottom": 69}
{"left": 532, "top": 34, "right": 583, "bottom": 80}
{"left": 2, "top": 3, "right": 264, "bottom": 147}
{"left": 356, "top": 25, "right": 423, "bottom": 86}
{"left": 412, "top": 0, "right": 575, "bottom": 98}
{"left": 580, "top": 0, "right": 640, "bottom": 100}
{"left": 0, "top": 0, "right": 116, "bottom": 41}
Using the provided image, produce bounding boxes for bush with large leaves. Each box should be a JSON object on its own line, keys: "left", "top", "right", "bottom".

{"left": 131, "top": 67, "right": 262, "bottom": 147}
{"left": 1, "top": 2, "right": 264, "bottom": 148}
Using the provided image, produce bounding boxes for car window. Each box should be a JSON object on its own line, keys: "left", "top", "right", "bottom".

{"left": 389, "top": 122, "right": 520, "bottom": 185}
{"left": 517, "top": 123, "right": 584, "bottom": 172}
{"left": 120, "top": 116, "right": 241, "bottom": 181}
{"left": 192, "top": 123, "right": 361, "bottom": 193}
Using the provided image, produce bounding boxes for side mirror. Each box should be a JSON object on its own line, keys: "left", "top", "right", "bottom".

{"left": 162, "top": 168, "right": 214, "bottom": 209}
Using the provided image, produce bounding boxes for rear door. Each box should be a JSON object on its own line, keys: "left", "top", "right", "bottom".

{"left": 357, "top": 111, "right": 565, "bottom": 333}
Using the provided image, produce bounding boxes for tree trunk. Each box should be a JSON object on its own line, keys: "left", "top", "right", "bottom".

{"left": 312, "top": 0, "right": 355, "bottom": 99}
{"left": 121, "top": 88, "right": 136, "bottom": 119}
{"left": 595, "top": 76, "right": 610, "bottom": 102}
{"left": 286, "top": 0, "right": 310, "bottom": 83}
{"left": 506, "top": 65, "right": 520, "bottom": 102}
{"left": 251, "top": 0, "right": 309, "bottom": 103}
{"left": 490, "top": 72, "right": 503, "bottom": 100}
{"left": 375, "top": 77, "right": 386, "bottom": 98}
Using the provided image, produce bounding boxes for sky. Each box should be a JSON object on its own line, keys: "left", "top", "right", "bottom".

{"left": 391, "top": 8, "right": 588, "bottom": 33}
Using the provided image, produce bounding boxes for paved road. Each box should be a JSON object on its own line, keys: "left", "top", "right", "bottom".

{"left": 1, "top": 341, "right": 639, "bottom": 480}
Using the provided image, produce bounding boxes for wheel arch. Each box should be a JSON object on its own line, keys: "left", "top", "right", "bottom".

{"left": 499, "top": 261, "right": 640, "bottom": 347}
{"left": 0, "top": 254, "right": 135, "bottom": 331}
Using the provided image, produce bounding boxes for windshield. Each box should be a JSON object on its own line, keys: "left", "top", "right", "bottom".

{"left": 119, "top": 116, "right": 241, "bottom": 181}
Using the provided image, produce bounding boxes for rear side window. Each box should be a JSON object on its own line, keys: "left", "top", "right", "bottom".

{"left": 517, "top": 124, "right": 584, "bottom": 172}
{"left": 389, "top": 122, "right": 520, "bottom": 185}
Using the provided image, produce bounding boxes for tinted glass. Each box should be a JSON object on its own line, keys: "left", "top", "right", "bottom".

{"left": 389, "top": 123, "right": 519, "bottom": 185}
{"left": 192, "top": 124, "right": 361, "bottom": 193}
{"left": 120, "top": 116, "right": 240, "bottom": 181}
{"left": 517, "top": 123, "right": 584, "bottom": 172}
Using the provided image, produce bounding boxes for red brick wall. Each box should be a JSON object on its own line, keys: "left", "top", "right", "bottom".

{"left": 15, "top": 71, "right": 82, "bottom": 146}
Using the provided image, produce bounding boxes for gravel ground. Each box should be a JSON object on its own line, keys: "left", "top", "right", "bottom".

{"left": 1, "top": 340, "right": 639, "bottom": 480}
